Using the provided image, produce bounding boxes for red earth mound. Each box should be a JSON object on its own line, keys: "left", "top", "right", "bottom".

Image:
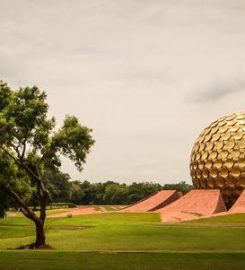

{"left": 49, "top": 205, "right": 124, "bottom": 218}
{"left": 157, "top": 189, "right": 227, "bottom": 222}
{"left": 120, "top": 190, "right": 182, "bottom": 212}
{"left": 229, "top": 189, "right": 245, "bottom": 213}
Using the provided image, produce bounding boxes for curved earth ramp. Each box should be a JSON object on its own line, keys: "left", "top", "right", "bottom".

{"left": 157, "top": 189, "right": 227, "bottom": 222}
{"left": 229, "top": 189, "right": 245, "bottom": 213}
{"left": 121, "top": 190, "right": 182, "bottom": 212}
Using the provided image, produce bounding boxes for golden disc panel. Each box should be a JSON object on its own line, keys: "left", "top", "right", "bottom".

{"left": 230, "top": 167, "right": 241, "bottom": 178}
{"left": 238, "top": 141, "right": 245, "bottom": 149}
{"left": 224, "top": 159, "right": 234, "bottom": 169}
{"left": 239, "top": 119, "right": 245, "bottom": 125}
{"left": 207, "top": 179, "right": 215, "bottom": 188}
{"left": 190, "top": 112, "right": 245, "bottom": 207}
{"left": 238, "top": 178, "right": 245, "bottom": 188}
{"left": 209, "top": 151, "right": 218, "bottom": 160}
{"left": 212, "top": 133, "right": 220, "bottom": 141}
{"left": 213, "top": 159, "right": 222, "bottom": 170}
{"left": 206, "top": 142, "right": 214, "bottom": 151}
{"left": 215, "top": 141, "right": 223, "bottom": 150}
{"left": 237, "top": 159, "right": 245, "bottom": 169}
{"left": 229, "top": 125, "right": 240, "bottom": 133}
{"left": 236, "top": 130, "right": 244, "bottom": 138}
{"left": 219, "top": 150, "right": 229, "bottom": 159}
{"left": 225, "top": 141, "right": 235, "bottom": 149}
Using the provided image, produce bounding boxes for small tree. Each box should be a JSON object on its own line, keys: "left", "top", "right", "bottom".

{"left": 0, "top": 81, "right": 94, "bottom": 248}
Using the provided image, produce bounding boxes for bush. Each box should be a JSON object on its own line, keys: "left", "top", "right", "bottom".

{"left": 67, "top": 203, "right": 77, "bottom": 208}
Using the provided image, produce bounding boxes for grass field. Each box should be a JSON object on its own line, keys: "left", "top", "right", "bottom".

{"left": 0, "top": 252, "right": 245, "bottom": 270}
{"left": 0, "top": 211, "right": 245, "bottom": 269}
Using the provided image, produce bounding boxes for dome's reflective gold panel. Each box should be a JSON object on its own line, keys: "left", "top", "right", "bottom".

{"left": 190, "top": 112, "right": 245, "bottom": 207}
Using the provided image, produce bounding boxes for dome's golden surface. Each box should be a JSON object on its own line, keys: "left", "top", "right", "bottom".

{"left": 190, "top": 112, "right": 245, "bottom": 207}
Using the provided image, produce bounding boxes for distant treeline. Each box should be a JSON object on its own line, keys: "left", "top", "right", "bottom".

{"left": 67, "top": 180, "right": 192, "bottom": 205}
{"left": 6, "top": 166, "right": 193, "bottom": 209}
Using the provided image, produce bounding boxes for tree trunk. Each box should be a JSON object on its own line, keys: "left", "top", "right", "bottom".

{"left": 4, "top": 171, "right": 49, "bottom": 249}
{"left": 34, "top": 220, "right": 46, "bottom": 247}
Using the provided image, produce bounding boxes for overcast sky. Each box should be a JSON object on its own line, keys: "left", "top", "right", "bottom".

{"left": 1, "top": 0, "right": 245, "bottom": 184}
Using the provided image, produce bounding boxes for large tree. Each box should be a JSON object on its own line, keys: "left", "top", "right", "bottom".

{"left": 0, "top": 81, "right": 94, "bottom": 248}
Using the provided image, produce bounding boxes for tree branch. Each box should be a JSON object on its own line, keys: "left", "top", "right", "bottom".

{"left": 34, "top": 165, "right": 48, "bottom": 222}
{"left": 21, "top": 138, "right": 27, "bottom": 159}
{"left": 20, "top": 207, "right": 32, "bottom": 219}
{"left": 0, "top": 145, "right": 48, "bottom": 222}
{"left": 4, "top": 185, "right": 38, "bottom": 222}
{"left": 0, "top": 145, "right": 19, "bottom": 164}
{"left": 0, "top": 145, "right": 40, "bottom": 182}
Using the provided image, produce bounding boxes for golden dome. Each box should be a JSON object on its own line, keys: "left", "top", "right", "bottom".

{"left": 190, "top": 112, "right": 245, "bottom": 207}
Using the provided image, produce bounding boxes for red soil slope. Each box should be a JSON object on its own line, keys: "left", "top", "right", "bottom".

{"left": 121, "top": 190, "right": 182, "bottom": 212}
{"left": 49, "top": 205, "right": 125, "bottom": 218}
{"left": 229, "top": 189, "right": 245, "bottom": 213}
{"left": 157, "top": 189, "right": 227, "bottom": 222}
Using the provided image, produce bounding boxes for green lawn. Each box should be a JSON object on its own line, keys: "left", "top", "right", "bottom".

{"left": 185, "top": 213, "right": 245, "bottom": 225}
{"left": 0, "top": 252, "right": 245, "bottom": 270}
{"left": 0, "top": 212, "right": 245, "bottom": 269}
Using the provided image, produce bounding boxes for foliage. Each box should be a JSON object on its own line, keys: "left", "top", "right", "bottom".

{"left": 163, "top": 181, "right": 192, "bottom": 194}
